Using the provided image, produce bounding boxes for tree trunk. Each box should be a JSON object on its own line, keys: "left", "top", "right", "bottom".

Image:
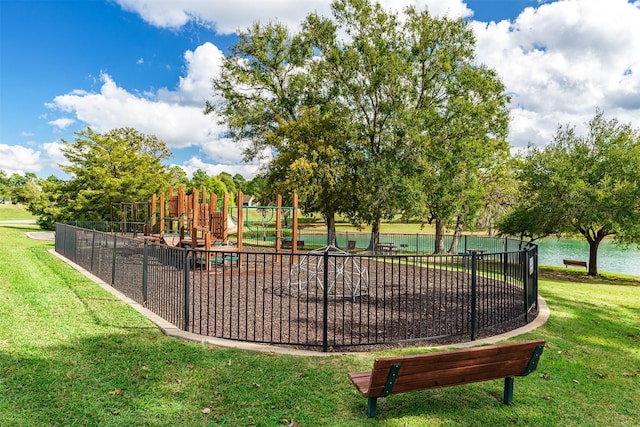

{"left": 324, "top": 211, "right": 336, "bottom": 246}
{"left": 582, "top": 226, "right": 607, "bottom": 276}
{"left": 368, "top": 216, "right": 382, "bottom": 251}
{"left": 448, "top": 215, "right": 463, "bottom": 254}
{"left": 434, "top": 218, "right": 446, "bottom": 254}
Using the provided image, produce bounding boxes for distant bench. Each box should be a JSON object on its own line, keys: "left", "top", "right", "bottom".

{"left": 348, "top": 340, "right": 546, "bottom": 418}
{"left": 563, "top": 259, "right": 587, "bottom": 269}
{"left": 282, "top": 239, "right": 304, "bottom": 249}
{"left": 375, "top": 242, "right": 398, "bottom": 254}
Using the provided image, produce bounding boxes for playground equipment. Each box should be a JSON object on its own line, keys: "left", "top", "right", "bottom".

{"left": 233, "top": 194, "right": 299, "bottom": 254}
{"left": 144, "top": 186, "right": 231, "bottom": 249}
{"left": 110, "top": 201, "right": 151, "bottom": 236}
{"left": 112, "top": 191, "right": 301, "bottom": 268}
{"left": 287, "top": 245, "right": 369, "bottom": 301}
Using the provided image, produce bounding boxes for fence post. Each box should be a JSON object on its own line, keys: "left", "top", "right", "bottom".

{"left": 111, "top": 233, "right": 117, "bottom": 286}
{"left": 183, "top": 249, "right": 190, "bottom": 331}
{"left": 142, "top": 239, "right": 149, "bottom": 306}
{"left": 59, "top": 223, "right": 65, "bottom": 257}
{"left": 90, "top": 230, "right": 96, "bottom": 272}
{"left": 471, "top": 251, "right": 478, "bottom": 341}
{"left": 523, "top": 248, "right": 530, "bottom": 322}
{"left": 322, "top": 251, "right": 329, "bottom": 352}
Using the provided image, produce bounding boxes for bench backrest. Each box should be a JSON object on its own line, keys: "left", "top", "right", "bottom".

{"left": 366, "top": 340, "right": 545, "bottom": 398}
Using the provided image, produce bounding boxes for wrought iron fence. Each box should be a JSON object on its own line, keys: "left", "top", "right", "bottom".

{"left": 55, "top": 223, "right": 538, "bottom": 352}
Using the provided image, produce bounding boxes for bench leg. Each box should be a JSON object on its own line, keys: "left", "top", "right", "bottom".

{"left": 366, "top": 397, "right": 378, "bottom": 418}
{"left": 503, "top": 377, "right": 514, "bottom": 405}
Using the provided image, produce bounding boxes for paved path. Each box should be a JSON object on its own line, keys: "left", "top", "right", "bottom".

{"left": 25, "top": 231, "right": 55, "bottom": 241}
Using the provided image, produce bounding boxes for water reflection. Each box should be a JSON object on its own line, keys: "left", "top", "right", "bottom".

{"left": 537, "top": 238, "right": 640, "bottom": 276}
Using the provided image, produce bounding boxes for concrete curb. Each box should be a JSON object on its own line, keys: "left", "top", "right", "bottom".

{"left": 49, "top": 249, "right": 550, "bottom": 356}
{"left": 26, "top": 231, "right": 55, "bottom": 241}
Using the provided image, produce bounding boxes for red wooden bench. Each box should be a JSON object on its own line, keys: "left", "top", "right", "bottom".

{"left": 563, "top": 259, "right": 587, "bottom": 269}
{"left": 348, "top": 340, "right": 545, "bottom": 418}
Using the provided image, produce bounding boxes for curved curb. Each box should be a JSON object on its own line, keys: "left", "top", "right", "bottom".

{"left": 26, "top": 231, "right": 55, "bottom": 241}
{"left": 429, "top": 294, "right": 550, "bottom": 350}
{"left": 49, "top": 249, "right": 550, "bottom": 356}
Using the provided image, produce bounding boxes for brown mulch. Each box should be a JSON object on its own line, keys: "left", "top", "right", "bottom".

{"left": 183, "top": 251, "right": 536, "bottom": 352}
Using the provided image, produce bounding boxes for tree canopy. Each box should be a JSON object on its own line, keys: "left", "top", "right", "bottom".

{"left": 28, "top": 127, "right": 173, "bottom": 227}
{"left": 497, "top": 110, "right": 640, "bottom": 275}
{"left": 208, "top": 0, "right": 510, "bottom": 249}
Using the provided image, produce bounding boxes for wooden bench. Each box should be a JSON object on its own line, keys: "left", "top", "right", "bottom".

{"left": 348, "top": 340, "right": 545, "bottom": 418}
{"left": 282, "top": 239, "right": 304, "bottom": 249}
{"left": 375, "top": 242, "right": 398, "bottom": 254}
{"left": 563, "top": 259, "right": 587, "bottom": 269}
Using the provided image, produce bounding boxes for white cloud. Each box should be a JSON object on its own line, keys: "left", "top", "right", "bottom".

{"left": 42, "top": 141, "right": 69, "bottom": 170}
{"left": 41, "top": 0, "right": 640, "bottom": 183}
{"left": 178, "top": 156, "right": 261, "bottom": 179}
{"left": 0, "top": 144, "right": 42, "bottom": 175}
{"left": 472, "top": 0, "right": 640, "bottom": 148}
{"left": 114, "top": 0, "right": 471, "bottom": 34}
{"left": 157, "top": 43, "right": 224, "bottom": 107}
{"left": 48, "top": 117, "right": 76, "bottom": 130}
{"left": 46, "top": 41, "right": 250, "bottom": 173}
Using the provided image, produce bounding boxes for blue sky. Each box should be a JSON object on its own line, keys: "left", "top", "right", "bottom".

{"left": 1, "top": 0, "right": 639, "bottom": 179}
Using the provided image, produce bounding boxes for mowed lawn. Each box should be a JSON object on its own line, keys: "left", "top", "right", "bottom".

{"left": 0, "top": 224, "right": 638, "bottom": 426}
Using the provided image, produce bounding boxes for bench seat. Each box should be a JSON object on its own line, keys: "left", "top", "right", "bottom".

{"left": 349, "top": 340, "right": 545, "bottom": 418}
{"left": 563, "top": 259, "right": 587, "bottom": 269}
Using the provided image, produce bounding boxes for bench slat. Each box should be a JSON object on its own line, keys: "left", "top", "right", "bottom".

{"left": 372, "top": 341, "right": 542, "bottom": 369}
{"left": 373, "top": 348, "right": 534, "bottom": 372}
{"left": 348, "top": 371, "right": 372, "bottom": 394}
{"left": 367, "top": 359, "right": 530, "bottom": 396}
{"left": 362, "top": 340, "right": 545, "bottom": 398}
{"left": 349, "top": 340, "right": 545, "bottom": 418}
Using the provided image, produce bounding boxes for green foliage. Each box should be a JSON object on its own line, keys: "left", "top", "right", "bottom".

{"left": 27, "top": 175, "right": 69, "bottom": 230}
{"left": 36, "top": 127, "right": 173, "bottom": 222}
{"left": 244, "top": 174, "right": 266, "bottom": 197}
{"left": 0, "top": 172, "right": 41, "bottom": 205}
{"left": 498, "top": 110, "right": 640, "bottom": 275}
{"left": 264, "top": 106, "right": 354, "bottom": 236}
{"left": 0, "top": 170, "right": 9, "bottom": 198}
{"left": 190, "top": 169, "right": 228, "bottom": 196}
{"left": 210, "top": 0, "right": 510, "bottom": 242}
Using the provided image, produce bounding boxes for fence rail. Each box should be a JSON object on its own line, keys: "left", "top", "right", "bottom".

{"left": 55, "top": 223, "right": 538, "bottom": 352}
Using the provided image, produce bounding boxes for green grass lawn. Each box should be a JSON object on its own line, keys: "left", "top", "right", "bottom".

{"left": 0, "top": 204, "right": 35, "bottom": 221}
{"left": 1, "top": 224, "right": 638, "bottom": 426}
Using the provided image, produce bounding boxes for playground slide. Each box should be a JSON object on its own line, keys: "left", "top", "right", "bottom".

{"left": 227, "top": 214, "right": 238, "bottom": 234}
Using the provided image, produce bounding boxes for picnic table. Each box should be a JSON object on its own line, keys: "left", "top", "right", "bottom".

{"left": 375, "top": 242, "right": 398, "bottom": 254}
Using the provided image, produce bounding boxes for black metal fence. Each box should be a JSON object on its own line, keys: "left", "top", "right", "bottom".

{"left": 55, "top": 223, "right": 538, "bottom": 352}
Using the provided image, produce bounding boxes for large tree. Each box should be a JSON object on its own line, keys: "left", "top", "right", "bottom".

{"left": 208, "top": 0, "right": 510, "bottom": 249}
{"left": 498, "top": 111, "right": 640, "bottom": 275}
{"left": 31, "top": 127, "right": 173, "bottom": 223}
{"left": 399, "top": 6, "right": 510, "bottom": 252}
{"left": 262, "top": 105, "right": 355, "bottom": 243}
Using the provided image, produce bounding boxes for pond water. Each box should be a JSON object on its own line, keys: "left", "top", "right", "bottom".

{"left": 537, "top": 238, "right": 640, "bottom": 277}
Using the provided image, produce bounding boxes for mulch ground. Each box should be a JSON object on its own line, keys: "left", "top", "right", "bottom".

{"left": 182, "top": 251, "right": 536, "bottom": 352}
{"left": 80, "top": 240, "right": 536, "bottom": 352}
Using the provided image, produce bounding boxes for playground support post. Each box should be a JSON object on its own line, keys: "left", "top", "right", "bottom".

{"left": 237, "top": 191, "right": 244, "bottom": 266}
{"left": 150, "top": 194, "right": 157, "bottom": 235}
{"left": 291, "top": 193, "right": 298, "bottom": 263}
{"left": 275, "top": 195, "right": 282, "bottom": 262}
